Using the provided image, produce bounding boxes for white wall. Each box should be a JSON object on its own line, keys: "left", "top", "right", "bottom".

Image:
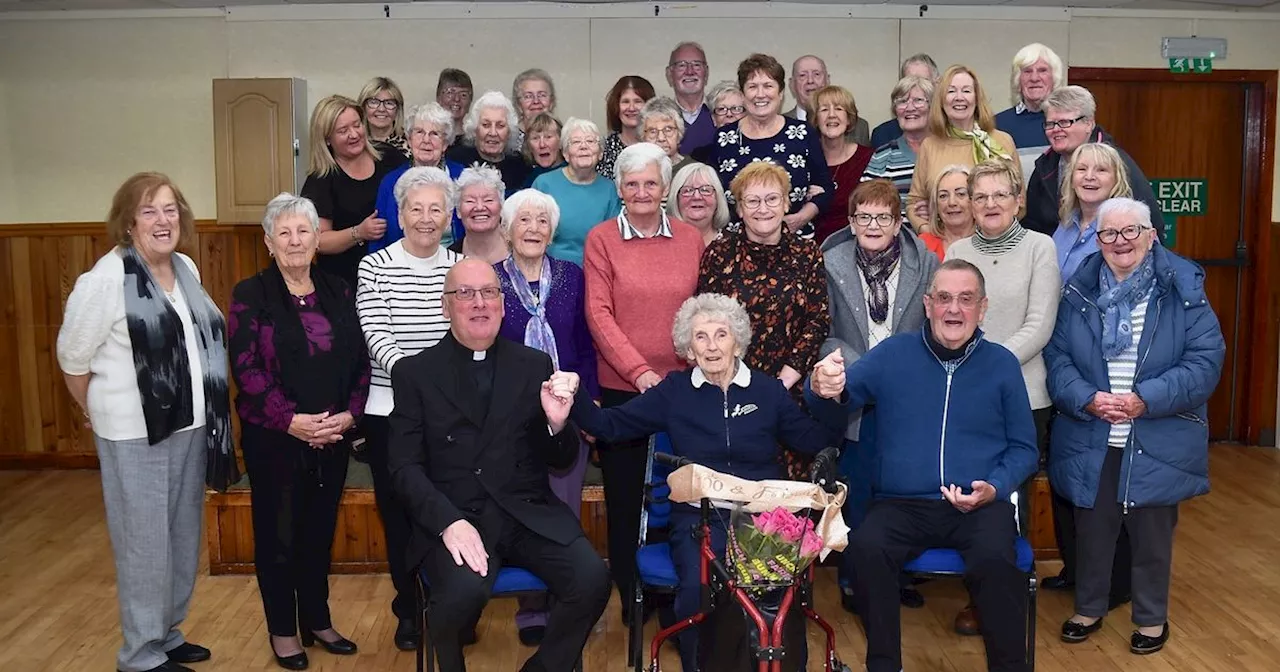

{"left": 0, "top": 3, "right": 1278, "bottom": 223}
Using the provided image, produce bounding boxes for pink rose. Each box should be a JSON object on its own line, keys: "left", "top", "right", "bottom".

{"left": 800, "top": 530, "right": 823, "bottom": 558}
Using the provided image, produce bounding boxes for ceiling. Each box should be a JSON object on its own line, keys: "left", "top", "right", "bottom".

{"left": 0, "top": 0, "right": 1277, "bottom": 12}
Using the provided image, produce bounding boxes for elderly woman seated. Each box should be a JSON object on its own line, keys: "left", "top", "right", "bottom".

{"left": 565, "top": 292, "right": 837, "bottom": 672}
{"left": 1046, "top": 197, "right": 1225, "bottom": 655}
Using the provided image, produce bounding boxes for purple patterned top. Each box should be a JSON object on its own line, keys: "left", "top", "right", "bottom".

{"left": 229, "top": 292, "right": 371, "bottom": 432}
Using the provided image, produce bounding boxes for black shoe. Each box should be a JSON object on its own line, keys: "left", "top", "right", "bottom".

{"left": 1042, "top": 573, "right": 1075, "bottom": 591}
{"left": 1130, "top": 624, "right": 1169, "bottom": 654}
{"left": 1060, "top": 617, "right": 1104, "bottom": 643}
{"left": 518, "top": 625, "right": 546, "bottom": 646}
{"left": 1109, "top": 592, "right": 1133, "bottom": 611}
{"left": 394, "top": 618, "right": 421, "bottom": 651}
{"left": 460, "top": 627, "right": 479, "bottom": 647}
{"left": 267, "top": 636, "right": 308, "bottom": 670}
{"left": 300, "top": 630, "right": 357, "bottom": 655}
{"left": 122, "top": 662, "right": 195, "bottom": 672}
{"left": 899, "top": 587, "right": 925, "bottom": 609}
{"left": 166, "top": 642, "right": 211, "bottom": 664}
{"left": 839, "top": 588, "right": 857, "bottom": 615}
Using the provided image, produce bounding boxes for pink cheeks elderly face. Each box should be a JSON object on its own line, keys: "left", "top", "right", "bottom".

{"left": 442, "top": 260, "right": 505, "bottom": 349}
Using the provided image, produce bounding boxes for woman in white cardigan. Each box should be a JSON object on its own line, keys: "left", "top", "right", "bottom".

{"left": 56, "top": 172, "right": 234, "bottom": 672}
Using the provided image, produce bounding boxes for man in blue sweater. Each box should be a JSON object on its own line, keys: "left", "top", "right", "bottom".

{"left": 806, "top": 259, "right": 1038, "bottom": 672}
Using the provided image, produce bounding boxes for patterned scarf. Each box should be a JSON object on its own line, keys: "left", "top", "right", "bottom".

{"left": 855, "top": 236, "right": 902, "bottom": 324}
{"left": 121, "top": 245, "right": 238, "bottom": 491}
{"left": 1097, "top": 250, "right": 1157, "bottom": 360}
{"left": 972, "top": 219, "right": 1027, "bottom": 256}
{"left": 501, "top": 255, "right": 560, "bottom": 368}
{"left": 947, "top": 125, "right": 1013, "bottom": 165}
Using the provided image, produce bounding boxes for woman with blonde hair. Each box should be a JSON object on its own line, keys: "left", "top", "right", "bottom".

{"left": 357, "top": 76, "right": 409, "bottom": 159}
{"left": 918, "top": 164, "right": 977, "bottom": 258}
{"left": 906, "top": 65, "right": 1019, "bottom": 232}
{"left": 302, "top": 94, "right": 408, "bottom": 286}
{"left": 1055, "top": 142, "right": 1133, "bottom": 284}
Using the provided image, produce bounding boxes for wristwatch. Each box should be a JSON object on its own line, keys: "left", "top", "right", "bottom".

{"left": 350, "top": 227, "right": 364, "bottom": 245}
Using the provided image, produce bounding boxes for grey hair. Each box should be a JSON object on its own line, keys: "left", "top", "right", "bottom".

{"left": 1097, "top": 197, "right": 1153, "bottom": 231}
{"left": 889, "top": 75, "right": 935, "bottom": 119}
{"left": 614, "top": 142, "right": 672, "bottom": 188}
{"left": 1043, "top": 85, "right": 1096, "bottom": 119}
{"left": 512, "top": 68, "right": 557, "bottom": 115}
{"left": 671, "top": 292, "right": 753, "bottom": 358}
{"left": 455, "top": 163, "right": 506, "bottom": 220}
{"left": 394, "top": 166, "right": 458, "bottom": 217}
{"left": 500, "top": 188, "right": 561, "bottom": 242}
{"left": 1010, "top": 43, "right": 1065, "bottom": 107}
{"left": 668, "top": 41, "right": 707, "bottom": 65}
{"left": 406, "top": 102, "right": 456, "bottom": 146}
{"left": 704, "top": 79, "right": 743, "bottom": 111}
{"left": 901, "top": 53, "right": 939, "bottom": 80}
{"left": 931, "top": 258, "right": 987, "bottom": 298}
{"left": 667, "top": 163, "right": 730, "bottom": 230}
{"left": 463, "top": 91, "right": 521, "bottom": 153}
{"left": 639, "top": 96, "right": 686, "bottom": 137}
{"left": 262, "top": 192, "right": 319, "bottom": 235}
{"left": 560, "top": 116, "right": 602, "bottom": 149}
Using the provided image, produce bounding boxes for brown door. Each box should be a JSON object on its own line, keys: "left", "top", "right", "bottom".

{"left": 1069, "top": 69, "right": 1277, "bottom": 444}
{"left": 212, "top": 78, "right": 306, "bottom": 225}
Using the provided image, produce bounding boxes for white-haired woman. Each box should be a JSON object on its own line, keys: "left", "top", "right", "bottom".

{"left": 302, "top": 94, "right": 409, "bottom": 287}
{"left": 358, "top": 76, "right": 409, "bottom": 159}
{"left": 533, "top": 117, "right": 621, "bottom": 266}
{"left": 565, "top": 292, "right": 835, "bottom": 671}
{"left": 640, "top": 96, "right": 696, "bottom": 175}
{"left": 230, "top": 193, "right": 371, "bottom": 669}
{"left": 447, "top": 163, "right": 509, "bottom": 264}
{"left": 995, "top": 43, "right": 1065, "bottom": 177}
{"left": 493, "top": 188, "right": 600, "bottom": 646}
{"left": 372, "top": 103, "right": 466, "bottom": 254}
{"left": 513, "top": 68, "right": 557, "bottom": 142}
{"left": 356, "top": 167, "right": 462, "bottom": 653}
{"left": 583, "top": 142, "right": 704, "bottom": 625}
{"left": 445, "top": 90, "right": 529, "bottom": 194}
{"left": 57, "top": 172, "right": 233, "bottom": 672}
{"left": 667, "top": 162, "right": 730, "bottom": 245}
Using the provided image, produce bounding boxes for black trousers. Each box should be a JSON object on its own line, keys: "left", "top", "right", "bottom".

{"left": 848, "top": 499, "right": 1028, "bottom": 672}
{"left": 597, "top": 387, "right": 649, "bottom": 613}
{"left": 1045, "top": 410, "right": 1132, "bottom": 599}
{"left": 363, "top": 415, "right": 416, "bottom": 620}
{"left": 421, "top": 502, "right": 611, "bottom": 672}
{"left": 241, "top": 423, "right": 349, "bottom": 636}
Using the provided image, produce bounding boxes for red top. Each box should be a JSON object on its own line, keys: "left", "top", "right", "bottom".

{"left": 918, "top": 232, "right": 947, "bottom": 260}
{"left": 812, "top": 144, "right": 874, "bottom": 245}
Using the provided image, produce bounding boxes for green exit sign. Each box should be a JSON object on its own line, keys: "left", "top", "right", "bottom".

{"left": 1149, "top": 178, "right": 1207, "bottom": 247}
{"left": 1169, "top": 58, "right": 1212, "bottom": 73}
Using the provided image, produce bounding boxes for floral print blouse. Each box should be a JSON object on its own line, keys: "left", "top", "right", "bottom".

{"left": 595, "top": 131, "right": 628, "bottom": 179}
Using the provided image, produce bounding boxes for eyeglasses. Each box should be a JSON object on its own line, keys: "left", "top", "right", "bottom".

{"left": 644, "top": 127, "right": 679, "bottom": 139}
{"left": 669, "top": 60, "right": 707, "bottom": 71}
{"left": 1097, "top": 224, "right": 1151, "bottom": 244}
{"left": 365, "top": 98, "right": 400, "bottom": 111}
{"left": 520, "top": 91, "right": 551, "bottom": 102}
{"left": 927, "top": 291, "right": 982, "bottom": 309}
{"left": 444, "top": 286, "right": 502, "bottom": 302}
{"left": 567, "top": 138, "right": 599, "bottom": 148}
{"left": 679, "top": 185, "right": 716, "bottom": 197}
{"left": 409, "top": 128, "right": 444, "bottom": 140}
{"left": 893, "top": 96, "right": 928, "bottom": 109}
{"left": 714, "top": 105, "right": 746, "bottom": 116}
{"left": 1043, "top": 115, "right": 1087, "bottom": 130}
{"left": 971, "top": 190, "right": 1015, "bottom": 206}
{"left": 741, "top": 194, "right": 784, "bottom": 210}
{"left": 851, "top": 212, "right": 897, "bottom": 228}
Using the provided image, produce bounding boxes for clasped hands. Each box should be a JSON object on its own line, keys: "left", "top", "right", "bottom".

{"left": 809, "top": 348, "right": 847, "bottom": 400}
{"left": 1087, "top": 391, "right": 1146, "bottom": 424}
{"left": 288, "top": 411, "right": 354, "bottom": 449}
{"left": 541, "top": 370, "right": 580, "bottom": 433}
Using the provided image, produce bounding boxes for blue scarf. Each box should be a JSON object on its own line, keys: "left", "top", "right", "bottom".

{"left": 1097, "top": 250, "right": 1156, "bottom": 360}
{"left": 501, "top": 255, "right": 560, "bottom": 368}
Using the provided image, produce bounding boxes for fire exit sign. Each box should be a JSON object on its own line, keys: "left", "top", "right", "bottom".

{"left": 1149, "top": 178, "right": 1207, "bottom": 247}
{"left": 1169, "top": 58, "right": 1212, "bottom": 73}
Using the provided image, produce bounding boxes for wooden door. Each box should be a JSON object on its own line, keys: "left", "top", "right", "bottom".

{"left": 213, "top": 78, "right": 302, "bottom": 225}
{"left": 1070, "top": 69, "right": 1277, "bottom": 444}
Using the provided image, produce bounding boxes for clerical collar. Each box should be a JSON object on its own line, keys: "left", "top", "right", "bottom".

{"left": 472, "top": 350, "right": 487, "bottom": 361}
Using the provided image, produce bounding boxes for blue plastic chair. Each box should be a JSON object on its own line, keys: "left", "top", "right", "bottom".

{"left": 901, "top": 487, "right": 1039, "bottom": 670}
{"left": 628, "top": 432, "right": 680, "bottom": 669}
{"left": 415, "top": 566, "right": 585, "bottom": 671}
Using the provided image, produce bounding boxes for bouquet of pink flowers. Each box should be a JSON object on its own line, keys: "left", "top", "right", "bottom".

{"left": 727, "top": 506, "right": 824, "bottom": 587}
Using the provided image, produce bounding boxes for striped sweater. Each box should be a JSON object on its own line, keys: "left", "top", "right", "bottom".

{"left": 356, "top": 241, "right": 461, "bottom": 416}
{"left": 1106, "top": 297, "right": 1148, "bottom": 447}
{"left": 860, "top": 135, "right": 918, "bottom": 219}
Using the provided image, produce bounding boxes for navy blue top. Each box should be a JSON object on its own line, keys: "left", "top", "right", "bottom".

{"left": 869, "top": 118, "right": 903, "bottom": 149}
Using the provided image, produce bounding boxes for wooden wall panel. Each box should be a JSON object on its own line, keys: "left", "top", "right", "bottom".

{"left": 0, "top": 221, "right": 265, "bottom": 468}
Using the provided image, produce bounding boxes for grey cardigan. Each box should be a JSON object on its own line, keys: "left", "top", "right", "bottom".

{"left": 819, "top": 225, "right": 939, "bottom": 440}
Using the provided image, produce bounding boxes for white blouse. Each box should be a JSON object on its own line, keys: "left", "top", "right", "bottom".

{"left": 56, "top": 249, "right": 205, "bottom": 442}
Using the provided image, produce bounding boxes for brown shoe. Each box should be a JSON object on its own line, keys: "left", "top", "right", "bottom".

{"left": 954, "top": 604, "right": 980, "bottom": 636}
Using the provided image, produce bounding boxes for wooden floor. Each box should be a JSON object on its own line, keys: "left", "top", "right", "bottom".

{"left": 2, "top": 445, "right": 1278, "bottom": 672}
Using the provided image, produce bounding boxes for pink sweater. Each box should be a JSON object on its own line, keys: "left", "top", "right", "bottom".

{"left": 583, "top": 217, "right": 705, "bottom": 392}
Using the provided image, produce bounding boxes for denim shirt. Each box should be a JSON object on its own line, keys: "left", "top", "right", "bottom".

{"left": 1053, "top": 211, "right": 1100, "bottom": 286}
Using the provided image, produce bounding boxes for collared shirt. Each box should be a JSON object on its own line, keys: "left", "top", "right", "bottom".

{"left": 794, "top": 106, "right": 808, "bottom": 122}
{"left": 691, "top": 359, "right": 752, "bottom": 389}
{"left": 1052, "top": 211, "right": 1100, "bottom": 285}
{"left": 617, "top": 205, "right": 673, "bottom": 240}
{"left": 681, "top": 104, "right": 703, "bottom": 126}
{"left": 1015, "top": 101, "right": 1029, "bottom": 115}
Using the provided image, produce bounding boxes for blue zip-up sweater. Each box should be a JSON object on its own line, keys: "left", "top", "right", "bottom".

{"left": 570, "top": 362, "right": 836, "bottom": 482}
{"left": 1045, "top": 245, "right": 1225, "bottom": 510}
{"left": 805, "top": 327, "right": 1039, "bottom": 501}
